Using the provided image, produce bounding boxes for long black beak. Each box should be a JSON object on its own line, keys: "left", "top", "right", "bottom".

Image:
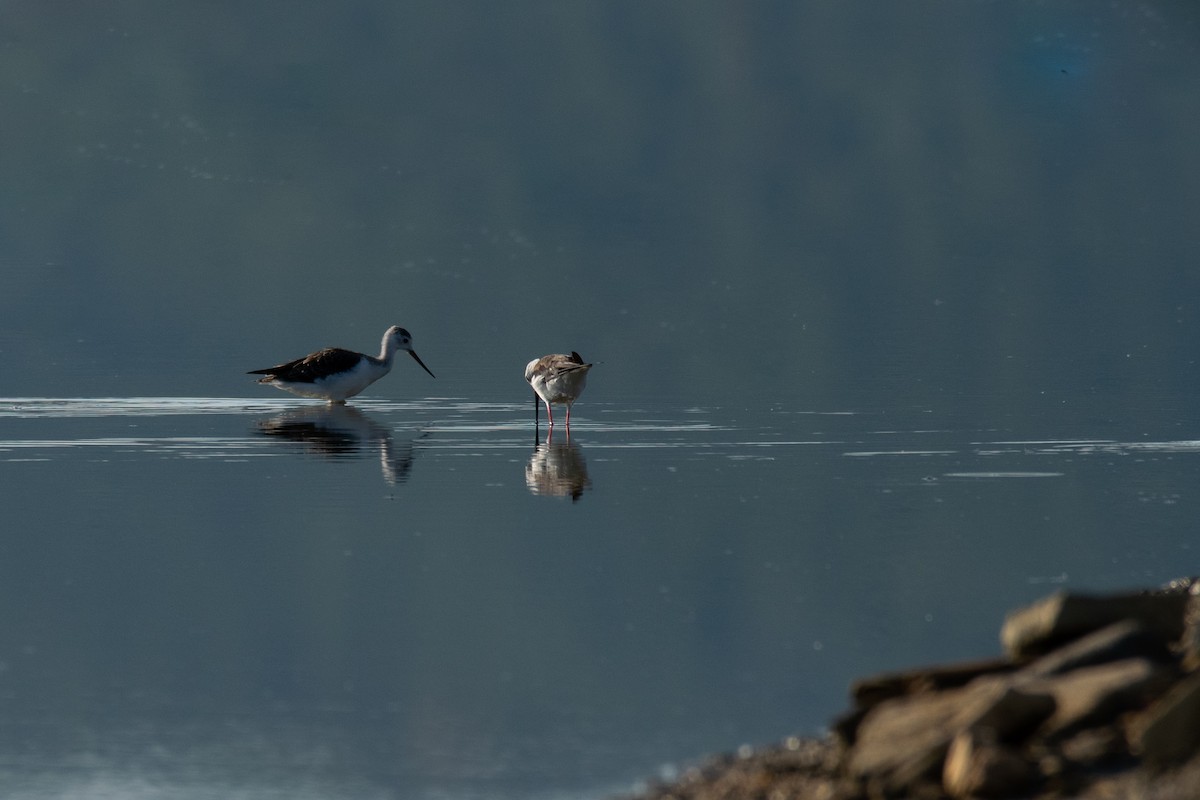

{"left": 409, "top": 350, "right": 436, "bottom": 378}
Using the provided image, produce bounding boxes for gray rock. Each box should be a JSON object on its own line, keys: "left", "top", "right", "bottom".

{"left": 1129, "top": 670, "right": 1200, "bottom": 767}
{"left": 1057, "top": 726, "right": 1128, "bottom": 767}
{"left": 850, "top": 656, "right": 1014, "bottom": 708}
{"left": 1001, "top": 589, "right": 1190, "bottom": 659}
{"left": 1023, "top": 619, "right": 1170, "bottom": 677}
{"left": 1014, "top": 658, "right": 1176, "bottom": 742}
{"left": 1182, "top": 593, "right": 1200, "bottom": 671}
{"left": 848, "top": 679, "right": 1053, "bottom": 793}
{"left": 839, "top": 656, "right": 1013, "bottom": 745}
{"left": 943, "top": 728, "right": 1038, "bottom": 798}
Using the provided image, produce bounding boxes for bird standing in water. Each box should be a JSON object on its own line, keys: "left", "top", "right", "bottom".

{"left": 524, "top": 351, "right": 593, "bottom": 430}
{"left": 249, "top": 325, "right": 435, "bottom": 404}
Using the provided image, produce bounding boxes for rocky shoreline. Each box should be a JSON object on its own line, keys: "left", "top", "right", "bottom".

{"left": 620, "top": 578, "right": 1200, "bottom": 799}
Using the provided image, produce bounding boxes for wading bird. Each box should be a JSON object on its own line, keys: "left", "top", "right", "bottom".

{"left": 249, "top": 325, "right": 434, "bottom": 404}
{"left": 524, "top": 351, "right": 593, "bottom": 430}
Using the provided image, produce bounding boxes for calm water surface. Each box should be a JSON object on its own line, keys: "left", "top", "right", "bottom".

{"left": 0, "top": 395, "right": 1195, "bottom": 798}
{"left": 2, "top": 2, "right": 1199, "bottom": 797}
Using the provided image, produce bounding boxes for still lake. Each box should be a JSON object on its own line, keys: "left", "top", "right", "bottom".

{"left": 0, "top": 393, "right": 1195, "bottom": 798}
{"left": 2, "top": 1, "right": 1200, "bottom": 797}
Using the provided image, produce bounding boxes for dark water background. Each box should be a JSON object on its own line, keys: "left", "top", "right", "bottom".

{"left": 2, "top": 3, "right": 1200, "bottom": 798}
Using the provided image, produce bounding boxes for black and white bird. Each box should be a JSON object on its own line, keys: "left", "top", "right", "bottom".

{"left": 249, "top": 325, "right": 435, "bottom": 404}
{"left": 524, "top": 351, "right": 593, "bottom": 429}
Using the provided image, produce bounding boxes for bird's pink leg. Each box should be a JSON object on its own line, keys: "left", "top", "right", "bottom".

{"left": 545, "top": 401, "right": 555, "bottom": 427}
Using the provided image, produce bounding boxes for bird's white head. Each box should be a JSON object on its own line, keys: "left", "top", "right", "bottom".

{"left": 383, "top": 326, "right": 436, "bottom": 378}
{"left": 384, "top": 325, "right": 414, "bottom": 352}
{"left": 524, "top": 358, "right": 542, "bottom": 383}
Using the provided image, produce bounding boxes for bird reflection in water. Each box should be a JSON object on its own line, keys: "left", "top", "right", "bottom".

{"left": 254, "top": 405, "right": 425, "bottom": 485}
{"left": 525, "top": 435, "right": 592, "bottom": 502}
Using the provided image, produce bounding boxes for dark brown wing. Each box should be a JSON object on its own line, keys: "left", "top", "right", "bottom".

{"left": 558, "top": 352, "right": 592, "bottom": 374}
{"left": 544, "top": 359, "right": 591, "bottom": 382}
{"left": 247, "top": 347, "right": 364, "bottom": 383}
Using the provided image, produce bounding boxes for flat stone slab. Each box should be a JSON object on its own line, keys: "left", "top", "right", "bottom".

{"left": 1017, "top": 657, "right": 1174, "bottom": 741}
{"left": 850, "top": 655, "right": 1014, "bottom": 708}
{"left": 1001, "top": 590, "right": 1190, "bottom": 659}
{"left": 1129, "top": 670, "right": 1200, "bottom": 767}
{"left": 848, "top": 679, "right": 1054, "bottom": 793}
{"left": 1023, "top": 620, "right": 1170, "bottom": 677}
